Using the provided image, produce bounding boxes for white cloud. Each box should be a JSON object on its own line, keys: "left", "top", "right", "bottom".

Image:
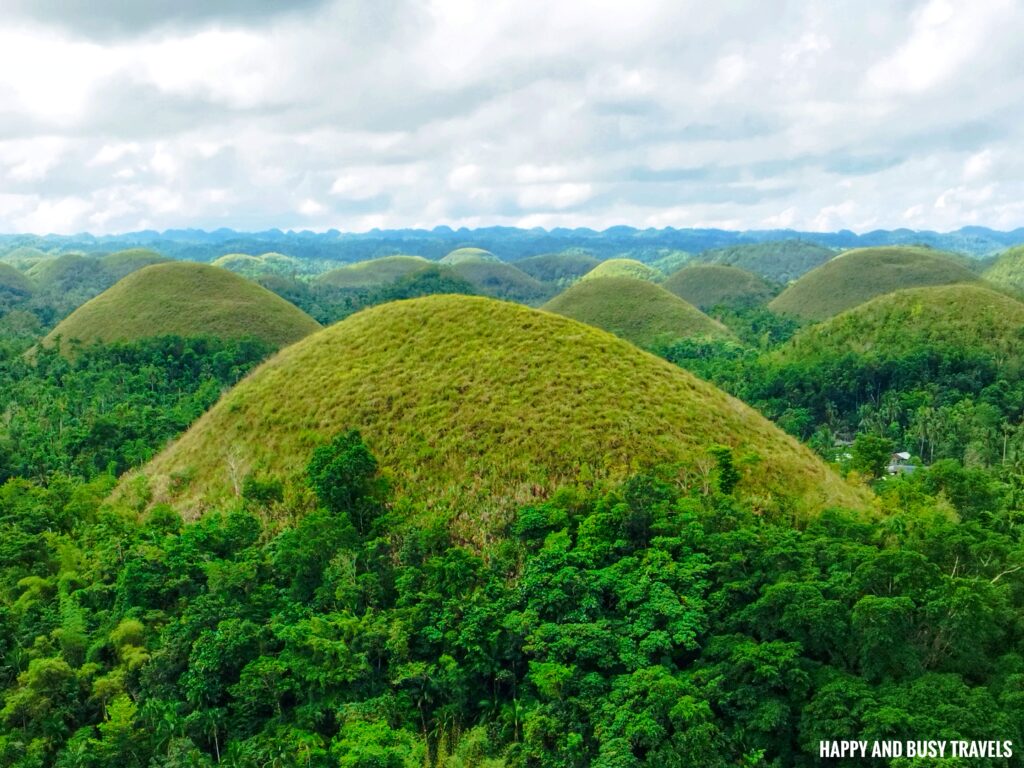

{"left": 0, "top": 0, "right": 1022, "bottom": 234}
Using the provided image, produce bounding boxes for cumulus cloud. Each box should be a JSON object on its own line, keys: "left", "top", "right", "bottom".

{"left": 0, "top": 0, "right": 1023, "bottom": 233}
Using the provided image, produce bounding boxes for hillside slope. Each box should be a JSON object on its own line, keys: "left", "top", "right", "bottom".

{"left": 983, "top": 245, "right": 1024, "bottom": 294}
{"left": 130, "top": 295, "right": 865, "bottom": 522}
{"left": 768, "top": 246, "right": 980, "bottom": 321}
{"left": 775, "top": 284, "right": 1024, "bottom": 365}
{"left": 439, "top": 247, "right": 500, "bottom": 265}
{"left": 664, "top": 264, "right": 776, "bottom": 309}
{"left": 449, "top": 261, "right": 550, "bottom": 304}
{"left": 543, "top": 276, "right": 733, "bottom": 348}
{"left": 318, "top": 255, "right": 432, "bottom": 288}
{"left": 45, "top": 262, "right": 320, "bottom": 351}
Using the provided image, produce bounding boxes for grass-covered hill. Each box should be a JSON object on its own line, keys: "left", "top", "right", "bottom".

{"left": 101, "top": 248, "right": 169, "bottom": 280}
{"left": 317, "top": 255, "right": 432, "bottom": 288}
{"left": 581, "top": 258, "right": 662, "bottom": 282}
{"left": 212, "top": 251, "right": 307, "bottom": 279}
{"left": 774, "top": 284, "right": 1024, "bottom": 366}
{"left": 698, "top": 239, "right": 835, "bottom": 283}
{"left": 439, "top": 247, "right": 500, "bottom": 265}
{"left": 515, "top": 251, "right": 601, "bottom": 285}
{"left": 542, "top": 276, "right": 734, "bottom": 349}
{"left": 663, "top": 264, "right": 776, "bottom": 309}
{"left": 448, "top": 261, "right": 550, "bottom": 304}
{"left": 44, "top": 262, "right": 320, "bottom": 351}
{"left": 0, "top": 262, "right": 34, "bottom": 297}
{"left": 131, "top": 294, "right": 864, "bottom": 522}
{"left": 768, "top": 246, "right": 981, "bottom": 321}
{"left": 982, "top": 245, "right": 1024, "bottom": 294}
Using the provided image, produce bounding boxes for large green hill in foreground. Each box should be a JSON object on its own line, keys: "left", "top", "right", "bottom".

{"left": 130, "top": 295, "right": 865, "bottom": 524}
{"left": 45, "top": 262, "right": 320, "bottom": 351}
{"left": 543, "top": 276, "right": 733, "bottom": 349}
{"left": 663, "top": 264, "right": 776, "bottom": 309}
{"left": 768, "top": 246, "right": 980, "bottom": 321}
{"left": 774, "top": 284, "right": 1024, "bottom": 365}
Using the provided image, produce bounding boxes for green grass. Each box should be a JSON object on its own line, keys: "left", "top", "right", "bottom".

{"left": 128, "top": 294, "right": 866, "bottom": 524}
{"left": 581, "top": 258, "right": 662, "bottom": 282}
{"left": 983, "top": 245, "right": 1024, "bottom": 294}
{"left": 317, "top": 255, "right": 432, "bottom": 288}
{"left": 663, "top": 264, "right": 776, "bottom": 309}
{"left": 45, "top": 262, "right": 320, "bottom": 351}
{"left": 542, "top": 276, "right": 734, "bottom": 349}
{"left": 774, "top": 284, "right": 1024, "bottom": 365}
{"left": 768, "top": 246, "right": 980, "bottom": 321}
{"left": 698, "top": 240, "right": 835, "bottom": 283}
{"left": 25, "top": 254, "right": 105, "bottom": 286}
{"left": 439, "top": 247, "right": 500, "bottom": 265}
{"left": 213, "top": 252, "right": 307, "bottom": 279}
{"left": 449, "top": 261, "right": 551, "bottom": 304}
{"left": 0, "top": 262, "right": 34, "bottom": 295}
{"left": 101, "top": 248, "right": 169, "bottom": 280}
{"left": 515, "top": 251, "right": 601, "bottom": 284}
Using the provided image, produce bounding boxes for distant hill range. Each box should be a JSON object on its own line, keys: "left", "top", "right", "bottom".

{"left": 2, "top": 224, "right": 1022, "bottom": 265}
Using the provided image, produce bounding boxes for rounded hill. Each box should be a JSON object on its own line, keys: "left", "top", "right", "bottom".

{"left": 515, "top": 251, "right": 601, "bottom": 285}
{"left": 663, "top": 264, "right": 776, "bottom": 309}
{"left": 542, "top": 276, "right": 733, "bottom": 349}
{"left": 439, "top": 247, "right": 500, "bottom": 265}
{"left": 768, "top": 246, "right": 980, "bottom": 321}
{"left": 318, "top": 255, "right": 432, "bottom": 288}
{"left": 130, "top": 295, "right": 865, "bottom": 523}
{"left": 581, "top": 258, "right": 662, "bottom": 282}
{"left": 448, "top": 261, "right": 550, "bottom": 304}
{"left": 982, "top": 245, "right": 1024, "bottom": 294}
{"left": 101, "top": 248, "right": 169, "bottom": 280}
{"left": 45, "top": 262, "right": 320, "bottom": 351}
{"left": 775, "top": 284, "right": 1024, "bottom": 365}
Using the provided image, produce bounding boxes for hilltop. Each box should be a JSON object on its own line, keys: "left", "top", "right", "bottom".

{"left": 101, "top": 248, "right": 169, "bottom": 280}
{"left": 768, "top": 246, "right": 980, "bottom": 321}
{"left": 448, "top": 261, "right": 550, "bottom": 304}
{"left": 982, "top": 245, "right": 1024, "bottom": 294}
{"left": 698, "top": 239, "right": 835, "bottom": 282}
{"left": 439, "top": 247, "right": 500, "bottom": 265}
{"left": 45, "top": 262, "right": 320, "bottom": 351}
{"left": 212, "top": 252, "right": 307, "bottom": 279}
{"left": 774, "top": 284, "right": 1024, "bottom": 367}
{"left": 663, "top": 264, "right": 776, "bottom": 309}
{"left": 515, "top": 251, "right": 601, "bottom": 285}
{"left": 543, "top": 276, "right": 733, "bottom": 349}
{"left": 317, "top": 255, "right": 432, "bottom": 288}
{"left": 581, "top": 258, "right": 662, "bottom": 282}
{"left": 129, "top": 295, "right": 864, "bottom": 523}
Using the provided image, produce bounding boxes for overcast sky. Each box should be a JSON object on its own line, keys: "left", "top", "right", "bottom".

{"left": 0, "top": 0, "right": 1021, "bottom": 234}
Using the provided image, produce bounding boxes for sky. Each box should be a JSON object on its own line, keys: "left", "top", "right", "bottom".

{"left": 0, "top": 0, "right": 1022, "bottom": 235}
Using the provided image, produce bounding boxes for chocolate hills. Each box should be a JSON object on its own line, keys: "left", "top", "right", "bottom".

{"left": 129, "top": 295, "right": 866, "bottom": 525}
{"left": 542, "top": 276, "right": 733, "bottom": 349}
{"left": 45, "top": 262, "right": 320, "bottom": 351}
{"left": 317, "top": 255, "right": 432, "bottom": 288}
{"left": 774, "top": 284, "right": 1024, "bottom": 366}
{"left": 768, "top": 246, "right": 980, "bottom": 321}
{"left": 581, "top": 258, "right": 662, "bottom": 282}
